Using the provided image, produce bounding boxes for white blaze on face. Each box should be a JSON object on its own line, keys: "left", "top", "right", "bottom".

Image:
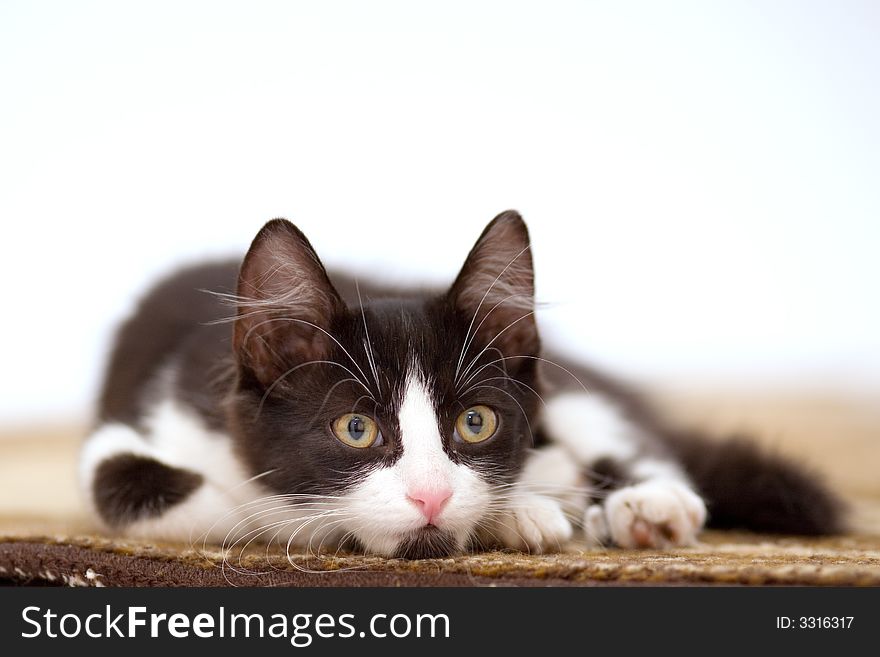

{"left": 396, "top": 371, "right": 453, "bottom": 496}
{"left": 341, "top": 366, "right": 490, "bottom": 556}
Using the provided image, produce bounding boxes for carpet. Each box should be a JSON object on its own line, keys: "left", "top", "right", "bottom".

{"left": 2, "top": 388, "right": 878, "bottom": 587}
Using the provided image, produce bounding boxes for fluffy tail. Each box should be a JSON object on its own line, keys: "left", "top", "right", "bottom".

{"left": 669, "top": 431, "right": 846, "bottom": 535}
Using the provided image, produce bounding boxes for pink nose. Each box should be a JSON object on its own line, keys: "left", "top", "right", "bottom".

{"left": 407, "top": 488, "right": 452, "bottom": 525}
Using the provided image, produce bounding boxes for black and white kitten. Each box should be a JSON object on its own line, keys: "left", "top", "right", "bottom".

{"left": 79, "top": 212, "right": 842, "bottom": 558}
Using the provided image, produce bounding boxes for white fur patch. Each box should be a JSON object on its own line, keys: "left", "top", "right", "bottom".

{"left": 480, "top": 446, "right": 579, "bottom": 553}
{"left": 396, "top": 370, "right": 453, "bottom": 493}
{"left": 583, "top": 504, "right": 610, "bottom": 545}
{"left": 534, "top": 391, "right": 707, "bottom": 549}
{"left": 540, "top": 392, "right": 640, "bottom": 464}
{"left": 518, "top": 445, "right": 586, "bottom": 512}
{"left": 631, "top": 457, "right": 687, "bottom": 482}
{"left": 80, "top": 398, "right": 273, "bottom": 545}
{"left": 80, "top": 366, "right": 493, "bottom": 557}
{"left": 490, "top": 491, "right": 573, "bottom": 553}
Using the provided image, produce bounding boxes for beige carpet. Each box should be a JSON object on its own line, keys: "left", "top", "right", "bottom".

{"left": 1, "top": 387, "right": 878, "bottom": 586}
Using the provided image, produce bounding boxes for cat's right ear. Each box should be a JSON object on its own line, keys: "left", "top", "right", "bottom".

{"left": 233, "top": 219, "right": 345, "bottom": 389}
{"left": 448, "top": 210, "right": 539, "bottom": 360}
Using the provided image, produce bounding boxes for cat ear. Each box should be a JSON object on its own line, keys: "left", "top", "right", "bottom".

{"left": 448, "top": 210, "right": 540, "bottom": 360}
{"left": 233, "top": 219, "right": 345, "bottom": 388}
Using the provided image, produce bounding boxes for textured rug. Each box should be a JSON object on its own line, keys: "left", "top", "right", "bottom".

{"left": 2, "top": 389, "right": 878, "bottom": 587}
{"left": 3, "top": 530, "right": 880, "bottom": 587}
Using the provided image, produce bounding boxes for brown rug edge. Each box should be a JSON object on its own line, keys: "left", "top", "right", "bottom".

{"left": 3, "top": 537, "right": 880, "bottom": 587}
{"left": 0, "top": 541, "right": 638, "bottom": 588}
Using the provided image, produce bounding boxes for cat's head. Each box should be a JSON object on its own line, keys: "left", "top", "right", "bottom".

{"left": 229, "top": 211, "right": 541, "bottom": 557}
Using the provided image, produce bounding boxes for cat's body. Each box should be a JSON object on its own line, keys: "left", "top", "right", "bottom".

{"left": 79, "top": 213, "right": 842, "bottom": 558}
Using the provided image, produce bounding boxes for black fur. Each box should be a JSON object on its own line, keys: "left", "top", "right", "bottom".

{"left": 228, "top": 214, "right": 540, "bottom": 499}
{"left": 394, "top": 528, "right": 458, "bottom": 559}
{"left": 669, "top": 433, "right": 845, "bottom": 535}
{"left": 96, "top": 212, "right": 540, "bottom": 519}
{"left": 93, "top": 454, "right": 203, "bottom": 527}
{"left": 93, "top": 210, "right": 845, "bottom": 541}
{"left": 586, "top": 457, "right": 632, "bottom": 505}
{"left": 98, "top": 261, "right": 238, "bottom": 431}
{"left": 227, "top": 291, "right": 539, "bottom": 496}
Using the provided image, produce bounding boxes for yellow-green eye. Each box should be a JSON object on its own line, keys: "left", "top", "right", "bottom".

{"left": 454, "top": 405, "right": 498, "bottom": 443}
{"left": 332, "top": 413, "right": 380, "bottom": 448}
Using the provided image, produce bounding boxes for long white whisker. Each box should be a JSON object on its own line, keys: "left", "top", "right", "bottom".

{"left": 222, "top": 505, "right": 345, "bottom": 557}
{"left": 461, "top": 355, "right": 592, "bottom": 396}
{"left": 256, "top": 359, "right": 375, "bottom": 420}
{"left": 270, "top": 512, "right": 350, "bottom": 561}
{"left": 456, "top": 292, "right": 530, "bottom": 385}
{"left": 459, "top": 356, "right": 508, "bottom": 390}
{"left": 460, "top": 361, "right": 509, "bottom": 391}
{"left": 224, "top": 510, "right": 353, "bottom": 576}
{"left": 457, "top": 311, "right": 535, "bottom": 386}
{"left": 307, "top": 376, "right": 373, "bottom": 428}
{"left": 191, "top": 470, "right": 280, "bottom": 550}
{"left": 355, "top": 279, "right": 382, "bottom": 396}
{"left": 284, "top": 513, "right": 352, "bottom": 573}
{"left": 349, "top": 394, "right": 375, "bottom": 414}
{"left": 213, "top": 494, "right": 352, "bottom": 555}
{"left": 454, "top": 243, "right": 532, "bottom": 380}
{"left": 245, "top": 316, "right": 373, "bottom": 392}
{"left": 459, "top": 374, "right": 548, "bottom": 409}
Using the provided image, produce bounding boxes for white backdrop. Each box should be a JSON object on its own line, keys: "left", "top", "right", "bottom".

{"left": 1, "top": 1, "right": 878, "bottom": 426}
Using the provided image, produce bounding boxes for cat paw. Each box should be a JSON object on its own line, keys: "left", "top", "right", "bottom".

{"left": 495, "top": 494, "right": 573, "bottom": 554}
{"left": 601, "top": 480, "right": 706, "bottom": 548}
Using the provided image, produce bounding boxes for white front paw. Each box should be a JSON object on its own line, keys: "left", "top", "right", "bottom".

{"left": 602, "top": 480, "right": 706, "bottom": 548}
{"left": 495, "top": 494, "right": 573, "bottom": 554}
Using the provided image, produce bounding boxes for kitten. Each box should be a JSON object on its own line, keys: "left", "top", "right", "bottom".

{"left": 79, "top": 211, "right": 843, "bottom": 558}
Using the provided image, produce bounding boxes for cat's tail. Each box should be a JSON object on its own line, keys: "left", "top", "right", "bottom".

{"left": 668, "top": 430, "right": 846, "bottom": 535}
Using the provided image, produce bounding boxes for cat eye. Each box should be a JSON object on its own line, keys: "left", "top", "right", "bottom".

{"left": 332, "top": 413, "right": 381, "bottom": 448}
{"left": 454, "top": 405, "right": 498, "bottom": 443}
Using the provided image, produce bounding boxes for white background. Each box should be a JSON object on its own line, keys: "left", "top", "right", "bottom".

{"left": 1, "top": 1, "right": 878, "bottom": 426}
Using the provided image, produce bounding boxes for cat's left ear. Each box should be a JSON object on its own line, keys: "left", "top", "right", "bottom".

{"left": 233, "top": 219, "right": 346, "bottom": 388}
{"left": 448, "top": 210, "right": 539, "bottom": 358}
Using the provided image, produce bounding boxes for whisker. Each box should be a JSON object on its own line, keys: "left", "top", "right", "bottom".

{"left": 461, "top": 354, "right": 592, "bottom": 396}
{"left": 223, "top": 511, "right": 354, "bottom": 577}
{"left": 456, "top": 292, "right": 530, "bottom": 385}
{"left": 349, "top": 394, "right": 376, "bottom": 415}
{"left": 355, "top": 279, "right": 382, "bottom": 396}
{"left": 256, "top": 359, "right": 375, "bottom": 420}
{"left": 244, "top": 316, "right": 374, "bottom": 393}
{"left": 190, "top": 471, "right": 281, "bottom": 550}
{"left": 454, "top": 243, "right": 532, "bottom": 381}
{"left": 283, "top": 514, "right": 354, "bottom": 574}
{"left": 222, "top": 506, "right": 342, "bottom": 557}
{"left": 208, "top": 494, "right": 352, "bottom": 556}
{"left": 457, "top": 311, "right": 535, "bottom": 386}
{"left": 307, "top": 376, "right": 373, "bottom": 429}
{"left": 258, "top": 514, "right": 352, "bottom": 575}
{"left": 459, "top": 374, "right": 548, "bottom": 409}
